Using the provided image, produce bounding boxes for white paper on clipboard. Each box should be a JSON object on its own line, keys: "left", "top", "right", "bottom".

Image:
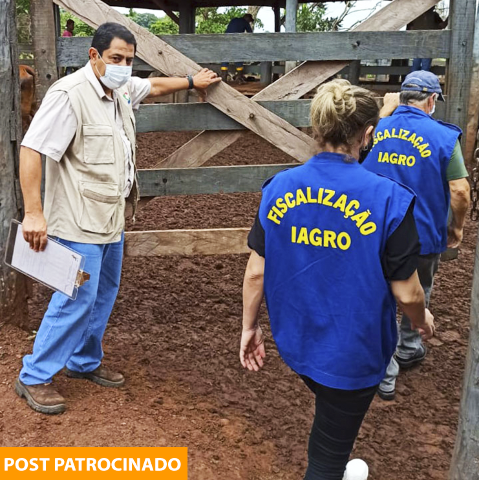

{"left": 5, "top": 221, "right": 88, "bottom": 299}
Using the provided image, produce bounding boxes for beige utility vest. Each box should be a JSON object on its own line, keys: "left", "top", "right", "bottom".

{"left": 44, "top": 69, "right": 138, "bottom": 244}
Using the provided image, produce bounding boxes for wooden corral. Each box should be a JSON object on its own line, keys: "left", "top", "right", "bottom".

{"left": 18, "top": 0, "right": 475, "bottom": 256}
{"left": 1, "top": 0, "right": 479, "bottom": 476}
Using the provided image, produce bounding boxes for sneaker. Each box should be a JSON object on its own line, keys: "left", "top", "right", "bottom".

{"left": 377, "top": 387, "right": 395, "bottom": 401}
{"left": 15, "top": 378, "right": 66, "bottom": 415}
{"left": 343, "top": 459, "right": 369, "bottom": 480}
{"left": 65, "top": 365, "right": 125, "bottom": 388}
{"left": 395, "top": 345, "right": 427, "bottom": 369}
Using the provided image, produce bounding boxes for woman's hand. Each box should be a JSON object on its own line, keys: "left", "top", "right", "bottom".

{"left": 240, "top": 326, "right": 265, "bottom": 372}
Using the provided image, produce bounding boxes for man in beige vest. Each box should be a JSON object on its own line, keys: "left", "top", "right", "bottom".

{"left": 16, "top": 22, "right": 220, "bottom": 414}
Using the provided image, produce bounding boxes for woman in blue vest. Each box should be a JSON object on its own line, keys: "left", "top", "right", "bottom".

{"left": 240, "top": 79, "right": 435, "bottom": 480}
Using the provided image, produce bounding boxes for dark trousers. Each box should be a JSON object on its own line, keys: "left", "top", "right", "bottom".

{"left": 301, "top": 376, "right": 378, "bottom": 480}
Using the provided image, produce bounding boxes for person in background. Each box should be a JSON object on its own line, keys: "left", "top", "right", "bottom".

{"left": 407, "top": 7, "right": 448, "bottom": 72}
{"left": 63, "top": 19, "right": 75, "bottom": 38}
{"left": 220, "top": 13, "right": 254, "bottom": 84}
{"left": 240, "top": 79, "right": 435, "bottom": 480}
{"left": 62, "top": 19, "right": 76, "bottom": 75}
{"left": 16, "top": 22, "right": 220, "bottom": 415}
{"left": 362, "top": 71, "right": 470, "bottom": 401}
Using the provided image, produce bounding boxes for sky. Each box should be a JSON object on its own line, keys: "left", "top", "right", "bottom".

{"left": 114, "top": 1, "right": 451, "bottom": 32}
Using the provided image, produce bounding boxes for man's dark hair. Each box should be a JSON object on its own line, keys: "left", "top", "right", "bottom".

{"left": 66, "top": 19, "right": 75, "bottom": 26}
{"left": 91, "top": 22, "right": 137, "bottom": 56}
{"left": 400, "top": 90, "right": 433, "bottom": 105}
{"left": 243, "top": 14, "right": 254, "bottom": 23}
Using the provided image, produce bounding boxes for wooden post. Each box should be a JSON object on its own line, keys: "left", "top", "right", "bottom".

{"left": 274, "top": 3, "right": 281, "bottom": 33}
{"left": 449, "top": 236, "right": 479, "bottom": 479}
{"left": 445, "top": 0, "right": 476, "bottom": 143}
{"left": 31, "top": 0, "right": 59, "bottom": 103}
{"left": 0, "top": 0, "right": 30, "bottom": 328}
{"left": 349, "top": 60, "right": 361, "bottom": 85}
{"left": 260, "top": 61, "right": 273, "bottom": 85}
{"left": 285, "top": 0, "right": 298, "bottom": 73}
{"left": 464, "top": 1, "right": 479, "bottom": 168}
{"left": 178, "top": 1, "right": 195, "bottom": 103}
{"left": 179, "top": 1, "right": 195, "bottom": 34}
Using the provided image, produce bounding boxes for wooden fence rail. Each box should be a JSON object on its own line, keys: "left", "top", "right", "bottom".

{"left": 55, "top": 30, "right": 450, "bottom": 67}
{"left": 137, "top": 164, "right": 298, "bottom": 197}
{"left": 133, "top": 100, "right": 447, "bottom": 133}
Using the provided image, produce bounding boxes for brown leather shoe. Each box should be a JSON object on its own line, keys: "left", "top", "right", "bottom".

{"left": 15, "top": 379, "right": 66, "bottom": 414}
{"left": 65, "top": 365, "right": 125, "bottom": 388}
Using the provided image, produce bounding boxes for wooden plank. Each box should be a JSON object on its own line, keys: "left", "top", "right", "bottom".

{"left": 32, "top": 0, "right": 59, "bottom": 101}
{"left": 135, "top": 100, "right": 311, "bottom": 132}
{"left": 446, "top": 0, "right": 477, "bottom": 144}
{"left": 360, "top": 65, "right": 445, "bottom": 75}
{"left": 0, "top": 0, "right": 29, "bottom": 326}
{"left": 449, "top": 239, "right": 479, "bottom": 480}
{"left": 160, "top": 0, "right": 442, "bottom": 169}
{"left": 135, "top": 99, "right": 447, "bottom": 132}
{"left": 56, "top": 30, "right": 451, "bottom": 66}
{"left": 464, "top": 0, "right": 479, "bottom": 168}
{"left": 124, "top": 228, "right": 250, "bottom": 256}
{"left": 53, "top": 0, "right": 317, "bottom": 163}
{"left": 137, "top": 164, "right": 298, "bottom": 197}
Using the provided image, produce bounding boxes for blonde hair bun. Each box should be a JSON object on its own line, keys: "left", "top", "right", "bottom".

{"left": 310, "top": 79, "right": 379, "bottom": 149}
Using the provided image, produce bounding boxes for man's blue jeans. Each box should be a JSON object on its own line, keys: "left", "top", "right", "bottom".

{"left": 411, "top": 58, "right": 433, "bottom": 72}
{"left": 380, "top": 253, "right": 440, "bottom": 393}
{"left": 20, "top": 234, "right": 124, "bottom": 385}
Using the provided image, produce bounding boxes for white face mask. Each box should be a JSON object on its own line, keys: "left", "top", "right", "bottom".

{"left": 95, "top": 52, "right": 132, "bottom": 89}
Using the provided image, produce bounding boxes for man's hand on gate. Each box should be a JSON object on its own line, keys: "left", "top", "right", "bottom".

{"left": 23, "top": 212, "right": 48, "bottom": 252}
{"left": 193, "top": 68, "right": 222, "bottom": 100}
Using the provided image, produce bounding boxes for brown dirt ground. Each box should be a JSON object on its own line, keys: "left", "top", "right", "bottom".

{"left": 0, "top": 131, "right": 476, "bottom": 480}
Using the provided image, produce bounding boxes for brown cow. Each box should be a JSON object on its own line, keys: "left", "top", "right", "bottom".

{"left": 19, "top": 65, "right": 37, "bottom": 133}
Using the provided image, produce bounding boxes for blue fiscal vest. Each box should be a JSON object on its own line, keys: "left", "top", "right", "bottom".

{"left": 363, "top": 105, "right": 461, "bottom": 254}
{"left": 259, "top": 152, "right": 415, "bottom": 390}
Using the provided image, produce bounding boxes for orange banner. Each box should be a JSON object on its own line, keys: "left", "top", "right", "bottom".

{"left": 0, "top": 448, "right": 187, "bottom": 479}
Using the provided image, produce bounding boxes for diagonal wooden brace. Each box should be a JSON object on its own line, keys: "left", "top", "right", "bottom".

{"left": 53, "top": 0, "right": 318, "bottom": 163}
{"left": 159, "top": 0, "right": 442, "bottom": 169}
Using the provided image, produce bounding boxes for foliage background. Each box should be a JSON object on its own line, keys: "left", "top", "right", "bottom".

{"left": 17, "top": 1, "right": 341, "bottom": 41}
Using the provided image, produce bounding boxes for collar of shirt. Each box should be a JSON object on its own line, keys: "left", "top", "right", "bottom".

{"left": 84, "top": 61, "right": 115, "bottom": 103}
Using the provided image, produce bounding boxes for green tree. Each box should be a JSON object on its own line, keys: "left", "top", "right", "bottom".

{"left": 149, "top": 16, "right": 179, "bottom": 35}
{"left": 295, "top": 3, "right": 336, "bottom": 32}
{"left": 126, "top": 9, "right": 159, "bottom": 29}
{"left": 16, "top": 0, "right": 31, "bottom": 44}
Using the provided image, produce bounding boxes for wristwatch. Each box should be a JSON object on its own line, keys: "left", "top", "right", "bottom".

{"left": 186, "top": 75, "right": 194, "bottom": 90}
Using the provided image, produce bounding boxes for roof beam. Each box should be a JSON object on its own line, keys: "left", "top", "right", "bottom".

{"left": 151, "top": 0, "right": 179, "bottom": 25}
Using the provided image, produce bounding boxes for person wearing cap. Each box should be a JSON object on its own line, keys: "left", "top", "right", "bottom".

{"left": 362, "top": 71, "right": 470, "bottom": 400}
{"left": 220, "top": 14, "right": 254, "bottom": 84}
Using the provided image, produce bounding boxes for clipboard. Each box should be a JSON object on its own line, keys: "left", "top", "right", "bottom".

{"left": 4, "top": 220, "right": 90, "bottom": 300}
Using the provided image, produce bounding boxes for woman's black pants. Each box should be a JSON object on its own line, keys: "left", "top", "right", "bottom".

{"left": 301, "top": 376, "right": 378, "bottom": 480}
